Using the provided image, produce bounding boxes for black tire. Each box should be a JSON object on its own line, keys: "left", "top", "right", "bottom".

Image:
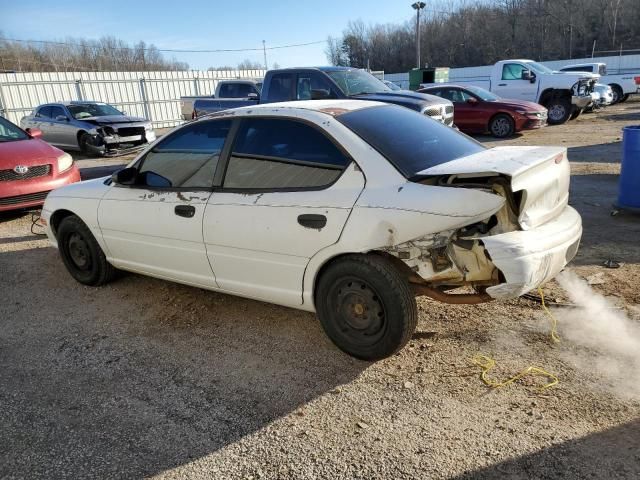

{"left": 569, "top": 107, "right": 583, "bottom": 120}
{"left": 57, "top": 215, "right": 117, "bottom": 286}
{"left": 489, "top": 113, "right": 515, "bottom": 138}
{"left": 610, "top": 85, "right": 623, "bottom": 104}
{"left": 315, "top": 254, "right": 418, "bottom": 361}
{"left": 78, "top": 132, "right": 103, "bottom": 157}
{"left": 545, "top": 97, "right": 572, "bottom": 125}
{"left": 619, "top": 94, "right": 630, "bottom": 103}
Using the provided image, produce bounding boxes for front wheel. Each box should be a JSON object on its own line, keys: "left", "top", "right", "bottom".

{"left": 546, "top": 97, "right": 572, "bottom": 125}
{"left": 610, "top": 85, "right": 623, "bottom": 104}
{"left": 315, "top": 254, "right": 418, "bottom": 361}
{"left": 57, "top": 215, "right": 117, "bottom": 286}
{"left": 570, "top": 107, "right": 583, "bottom": 120}
{"left": 489, "top": 114, "right": 515, "bottom": 138}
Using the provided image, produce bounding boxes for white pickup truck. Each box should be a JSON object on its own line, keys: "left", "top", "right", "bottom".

{"left": 558, "top": 63, "right": 640, "bottom": 104}
{"left": 450, "top": 59, "right": 597, "bottom": 124}
{"left": 179, "top": 79, "right": 262, "bottom": 120}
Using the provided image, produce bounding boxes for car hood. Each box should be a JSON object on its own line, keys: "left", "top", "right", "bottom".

{"left": 489, "top": 99, "right": 546, "bottom": 111}
{"left": 79, "top": 115, "right": 149, "bottom": 125}
{"left": 0, "top": 138, "right": 63, "bottom": 168}
{"left": 350, "top": 91, "right": 452, "bottom": 110}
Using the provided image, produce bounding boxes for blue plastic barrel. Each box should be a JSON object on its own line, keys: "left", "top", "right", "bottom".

{"left": 617, "top": 126, "right": 640, "bottom": 209}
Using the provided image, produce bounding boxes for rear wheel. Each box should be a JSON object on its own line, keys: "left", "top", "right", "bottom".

{"left": 610, "top": 85, "right": 623, "bottom": 104}
{"left": 57, "top": 215, "right": 117, "bottom": 286}
{"left": 619, "top": 94, "right": 630, "bottom": 103}
{"left": 315, "top": 254, "right": 418, "bottom": 361}
{"left": 546, "top": 97, "right": 572, "bottom": 125}
{"left": 489, "top": 114, "right": 515, "bottom": 138}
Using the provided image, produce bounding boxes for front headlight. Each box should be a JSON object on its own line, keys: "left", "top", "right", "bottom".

{"left": 144, "top": 123, "right": 153, "bottom": 131}
{"left": 57, "top": 152, "right": 73, "bottom": 172}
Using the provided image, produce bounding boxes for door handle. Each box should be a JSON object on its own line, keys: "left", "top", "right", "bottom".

{"left": 498, "top": 83, "right": 507, "bottom": 86}
{"left": 174, "top": 205, "right": 196, "bottom": 218}
{"left": 297, "top": 214, "right": 327, "bottom": 229}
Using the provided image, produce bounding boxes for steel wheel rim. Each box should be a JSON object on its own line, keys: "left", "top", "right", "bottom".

{"left": 549, "top": 104, "right": 566, "bottom": 121}
{"left": 329, "top": 277, "right": 387, "bottom": 347}
{"left": 492, "top": 117, "right": 510, "bottom": 136}
{"left": 67, "top": 232, "right": 92, "bottom": 271}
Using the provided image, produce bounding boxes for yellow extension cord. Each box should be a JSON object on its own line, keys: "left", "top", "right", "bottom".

{"left": 471, "top": 287, "right": 560, "bottom": 391}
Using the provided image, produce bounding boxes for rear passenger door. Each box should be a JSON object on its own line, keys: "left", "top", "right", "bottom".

{"left": 203, "top": 116, "right": 365, "bottom": 307}
{"left": 34, "top": 106, "right": 56, "bottom": 143}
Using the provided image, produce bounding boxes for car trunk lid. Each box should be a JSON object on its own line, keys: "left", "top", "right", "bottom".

{"left": 415, "top": 146, "right": 570, "bottom": 230}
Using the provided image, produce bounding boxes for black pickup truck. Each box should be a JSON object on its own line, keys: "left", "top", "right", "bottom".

{"left": 193, "top": 67, "right": 455, "bottom": 126}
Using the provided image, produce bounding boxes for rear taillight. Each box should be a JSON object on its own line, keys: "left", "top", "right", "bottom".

{"left": 634, "top": 76, "right": 640, "bottom": 85}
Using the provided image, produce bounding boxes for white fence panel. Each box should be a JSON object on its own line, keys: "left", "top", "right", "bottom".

{"left": 0, "top": 69, "right": 266, "bottom": 128}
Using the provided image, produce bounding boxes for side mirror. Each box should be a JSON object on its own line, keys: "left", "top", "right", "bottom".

{"left": 111, "top": 167, "right": 138, "bottom": 186}
{"left": 247, "top": 92, "right": 259, "bottom": 101}
{"left": 311, "top": 89, "right": 331, "bottom": 100}
{"left": 466, "top": 97, "right": 478, "bottom": 104}
{"left": 55, "top": 115, "right": 69, "bottom": 122}
{"left": 26, "top": 127, "right": 42, "bottom": 138}
{"left": 521, "top": 70, "right": 536, "bottom": 83}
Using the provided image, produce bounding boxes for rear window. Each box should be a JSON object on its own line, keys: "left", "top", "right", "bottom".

{"left": 337, "top": 105, "right": 485, "bottom": 179}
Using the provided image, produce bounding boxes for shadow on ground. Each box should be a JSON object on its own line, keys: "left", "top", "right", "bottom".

{"left": 452, "top": 419, "right": 640, "bottom": 479}
{"left": 0, "top": 246, "right": 367, "bottom": 478}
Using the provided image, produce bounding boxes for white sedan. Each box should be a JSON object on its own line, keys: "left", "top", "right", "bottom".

{"left": 41, "top": 100, "right": 582, "bottom": 360}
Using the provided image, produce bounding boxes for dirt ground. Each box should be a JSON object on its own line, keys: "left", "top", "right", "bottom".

{"left": 1, "top": 100, "right": 639, "bottom": 479}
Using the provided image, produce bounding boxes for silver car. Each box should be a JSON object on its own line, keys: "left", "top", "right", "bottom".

{"left": 20, "top": 101, "right": 155, "bottom": 156}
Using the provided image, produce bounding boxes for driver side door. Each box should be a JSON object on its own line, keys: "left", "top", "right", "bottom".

{"left": 97, "top": 119, "right": 232, "bottom": 288}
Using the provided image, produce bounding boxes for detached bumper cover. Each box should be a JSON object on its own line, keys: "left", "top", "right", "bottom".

{"left": 482, "top": 206, "right": 582, "bottom": 299}
{"left": 571, "top": 95, "right": 592, "bottom": 109}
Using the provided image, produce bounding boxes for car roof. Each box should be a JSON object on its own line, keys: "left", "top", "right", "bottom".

{"left": 39, "top": 101, "right": 107, "bottom": 107}
{"left": 420, "top": 84, "right": 467, "bottom": 90}
{"left": 218, "top": 99, "right": 386, "bottom": 117}
{"left": 268, "top": 66, "right": 356, "bottom": 73}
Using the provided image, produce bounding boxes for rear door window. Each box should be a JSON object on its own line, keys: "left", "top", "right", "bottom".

{"left": 219, "top": 83, "right": 254, "bottom": 98}
{"left": 224, "top": 118, "right": 348, "bottom": 190}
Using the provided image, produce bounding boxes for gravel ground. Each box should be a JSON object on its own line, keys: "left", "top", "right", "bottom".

{"left": 1, "top": 101, "right": 639, "bottom": 479}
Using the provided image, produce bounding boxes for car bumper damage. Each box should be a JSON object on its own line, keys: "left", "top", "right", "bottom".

{"left": 86, "top": 124, "right": 156, "bottom": 156}
{"left": 384, "top": 146, "right": 582, "bottom": 302}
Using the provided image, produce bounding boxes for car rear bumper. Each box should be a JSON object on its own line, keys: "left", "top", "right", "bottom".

{"left": 482, "top": 206, "right": 582, "bottom": 299}
{"left": 0, "top": 165, "right": 81, "bottom": 212}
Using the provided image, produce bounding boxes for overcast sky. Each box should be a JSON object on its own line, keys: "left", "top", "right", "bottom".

{"left": 0, "top": 0, "right": 429, "bottom": 69}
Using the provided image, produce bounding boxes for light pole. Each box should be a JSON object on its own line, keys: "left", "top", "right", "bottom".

{"left": 412, "top": 2, "right": 426, "bottom": 69}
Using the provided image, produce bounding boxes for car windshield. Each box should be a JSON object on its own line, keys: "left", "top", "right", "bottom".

{"left": 338, "top": 105, "right": 485, "bottom": 179}
{"left": 526, "top": 61, "right": 554, "bottom": 74}
{"left": 466, "top": 85, "right": 501, "bottom": 101}
{"left": 326, "top": 69, "right": 390, "bottom": 96}
{"left": 0, "top": 116, "right": 29, "bottom": 142}
{"left": 67, "top": 103, "right": 123, "bottom": 119}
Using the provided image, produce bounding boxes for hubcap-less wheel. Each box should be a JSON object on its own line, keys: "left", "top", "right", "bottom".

{"left": 331, "top": 277, "right": 387, "bottom": 347}
{"left": 67, "top": 232, "right": 92, "bottom": 271}
{"left": 491, "top": 116, "right": 512, "bottom": 137}
{"left": 548, "top": 104, "right": 566, "bottom": 122}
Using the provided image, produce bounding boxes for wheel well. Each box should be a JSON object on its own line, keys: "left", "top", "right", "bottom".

{"left": 609, "top": 83, "right": 622, "bottom": 91}
{"left": 539, "top": 89, "right": 570, "bottom": 105}
{"left": 49, "top": 209, "right": 76, "bottom": 236}
{"left": 487, "top": 111, "right": 513, "bottom": 130}
{"left": 311, "top": 251, "right": 413, "bottom": 305}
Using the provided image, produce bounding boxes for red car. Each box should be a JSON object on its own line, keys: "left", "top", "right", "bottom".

{"left": 0, "top": 116, "right": 80, "bottom": 212}
{"left": 418, "top": 84, "right": 548, "bottom": 138}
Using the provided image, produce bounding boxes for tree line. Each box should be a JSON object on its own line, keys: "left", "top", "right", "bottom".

{"left": 326, "top": 0, "right": 640, "bottom": 73}
{"left": 0, "top": 35, "right": 189, "bottom": 72}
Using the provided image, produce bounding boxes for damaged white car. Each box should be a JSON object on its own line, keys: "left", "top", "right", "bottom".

{"left": 40, "top": 100, "right": 582, "bottom": 360}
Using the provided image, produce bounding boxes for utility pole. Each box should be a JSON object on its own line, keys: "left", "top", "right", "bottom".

{"left": 412, "top": 2, "right": 426, "bottom": 69}
{"left": 262, "top": 40, "right": 268, "bottom": 70}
